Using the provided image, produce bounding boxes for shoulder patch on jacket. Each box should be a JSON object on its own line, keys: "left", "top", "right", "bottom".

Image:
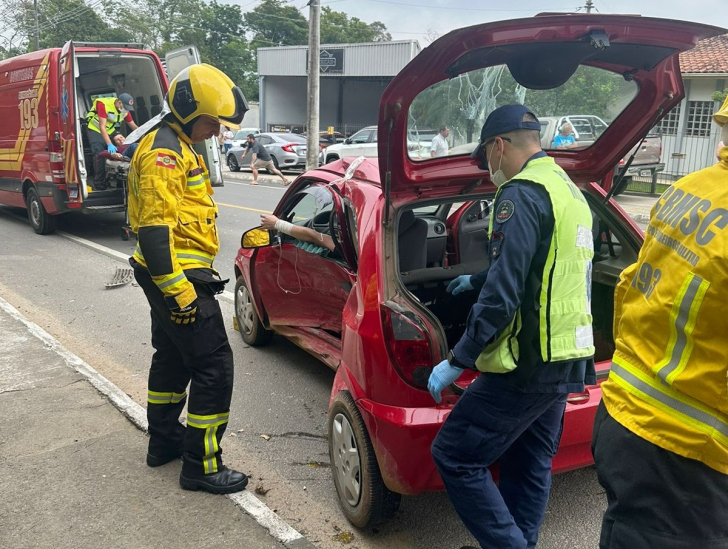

{"left": 150, "top": 124, "right": 183, "bottom": 156}
{"left": 156, "top": 153, "right": 177, "bottom": 169}
{"left": 495, "top": 199, "right": 515, "bottom": 223}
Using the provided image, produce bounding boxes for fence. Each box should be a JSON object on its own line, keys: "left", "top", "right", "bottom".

{"left": 265, "top": 123, "right": 375, "bottom": 138}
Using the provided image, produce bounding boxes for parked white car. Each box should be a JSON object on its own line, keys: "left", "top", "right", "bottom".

{"left": 320, "top": 126, "right": 378, "bottom": 164}
{"left": 231, "top": 127, "right": 261, "bottom": 148}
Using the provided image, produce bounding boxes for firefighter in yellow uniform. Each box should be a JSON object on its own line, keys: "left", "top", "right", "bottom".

{"left": 592, "top": 97, "right": 728, "bottom": 548}
{"left": 127, "top": 64, "right": 249, "bottom": 494}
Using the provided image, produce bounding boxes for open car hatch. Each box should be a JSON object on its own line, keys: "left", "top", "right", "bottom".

{"left": 378, "top": 14, "right": 725, "bottom": 198}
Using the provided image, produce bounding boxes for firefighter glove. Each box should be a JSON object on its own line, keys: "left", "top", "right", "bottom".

{"left": 428, "top": 360, "right": 463, "bottom": 404}
{"left": 446, "top": 275, "right": 473, "bottom": 295}
{"left": 170, "top": 302, "right": 197, "bottom": 325}
{"left": 107, "top": 143, "right": 117, "bottom": 154}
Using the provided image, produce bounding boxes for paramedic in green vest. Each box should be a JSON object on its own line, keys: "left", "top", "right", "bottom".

{"left": 86, "top": 93, "right": 138, "bottom": 189}
{"left": 429, "top": 104, "right": 596, "bottom": 549}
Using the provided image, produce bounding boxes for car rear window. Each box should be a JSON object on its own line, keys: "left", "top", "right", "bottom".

{"left": 278, "top": 134, "right": 307, "bottom": 143}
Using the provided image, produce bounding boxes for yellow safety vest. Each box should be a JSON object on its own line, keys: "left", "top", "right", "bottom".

{"left": 86, "top": 97, "right": 127, "bottom": 134}
{"left": 602, "top": 148, "right": 728, "bottom": 473}
{"left": 128, "top": 121, "right": 217, "bottom": 309}
{"left": 476, "top": 156, "right": 595, "bottom": 373}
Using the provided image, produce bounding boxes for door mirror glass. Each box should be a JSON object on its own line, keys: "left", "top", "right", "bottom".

{"left": 241, "top": 227, "right": 271, "bottom": 248}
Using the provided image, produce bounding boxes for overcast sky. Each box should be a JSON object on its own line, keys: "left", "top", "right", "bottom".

{"left": 309, "top": 0, "right": 727, "bottom": 46}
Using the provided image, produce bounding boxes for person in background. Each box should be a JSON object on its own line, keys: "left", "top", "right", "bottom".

{"left": 127, "top": 63, "right": 250, "bottom": 495}
{"left": 429, "top": 104, "right": 595, "bottom": 549}
{"left": 552, "top": 122, "right": 578, "bottom": 149}
{"left": 591, "top": 96, "right": 728, "bottom": 549}
{"left": 430, "top": 125, "right": 450, "bottom": 157}
{"left": 97, "top": 132, "right": 138, "bottom": 161}
{"left": 222, "top": 128, "right": 234, "bottom": 153}
{"left": 247, "top": 134, "right": 289, "bottom": 186}
{"left": 86, "top": 93, "right": 138, "bottom": 189}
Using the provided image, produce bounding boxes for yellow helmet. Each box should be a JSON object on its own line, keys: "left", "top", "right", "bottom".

{"left": 167, "top": 63, "right": 248, "bottom": 129}
{"left": 713, "top": 95, "right": 728, "bottom": 127}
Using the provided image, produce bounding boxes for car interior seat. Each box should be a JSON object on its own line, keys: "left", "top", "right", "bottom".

{"left": 398, "top": 210, "right": 428, "bottom": 272}
{"left": 135, "top": 96, "right": 150, "bottom": 125}
{"left": 149, "top": 95, "right": 162, "bottom": 117}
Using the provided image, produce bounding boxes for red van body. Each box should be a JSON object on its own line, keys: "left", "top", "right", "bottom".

{"left": 0, "top": 41, "right": 168, "bottom": 234}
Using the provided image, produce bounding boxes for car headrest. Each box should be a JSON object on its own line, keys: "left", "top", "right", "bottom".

{"left": 399, "top": 210, "right": 416, "bottom": 234}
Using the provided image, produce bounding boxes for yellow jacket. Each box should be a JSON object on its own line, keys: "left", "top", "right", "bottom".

{"left": 127, "top": 121, "right": 218, "bottom": 309}
{"left": 602, "top": 147, "right": 728, "bottom": 473}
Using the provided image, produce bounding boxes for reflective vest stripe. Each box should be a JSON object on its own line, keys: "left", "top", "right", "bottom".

{"left": 147, "top": 390, "right": 187, "bottom": 405}
{"left": 177, "top": 252, "right": 214, "bottom": 265}
{"left": 610, "top": 359, "right": 728, "bottom": 446}
{"left": 187, "top": 412, "right": 230, "bottom": 474}
{"left": 157, "top": 271, "right": 186, "bottom": 290}
{"left": 655, "top": 273, "right": 709, "bottom": 385}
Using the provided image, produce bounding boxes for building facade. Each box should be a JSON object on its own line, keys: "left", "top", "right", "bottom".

{"left": 256, "top": 41, "right": 420, "bottom": 135}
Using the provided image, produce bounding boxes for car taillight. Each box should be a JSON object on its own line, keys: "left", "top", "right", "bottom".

{"left": 49, "top": 139, "right": 65, "bottom": 183}
{"left": 281, "top": 144, "right": 296, "bottom": 153}
{"left": 381, "top": 302, "right": 433, "bottom": 388}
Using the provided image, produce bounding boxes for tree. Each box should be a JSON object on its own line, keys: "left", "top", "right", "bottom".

{"left": 320, "top": 7, "right": 390, "bottom": 44}
{"left": 244, "top": 0, "right": 308, "bottom": 50}
{"left": 712, "top": 88, "right": 727, "bottom": 104}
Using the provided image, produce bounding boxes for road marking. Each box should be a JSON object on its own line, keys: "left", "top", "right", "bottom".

{"left": 216, "top": 202, "right": 272, "bottom": 214}
{"left": 0, "top": 295, "right": 316, "bottom": 549}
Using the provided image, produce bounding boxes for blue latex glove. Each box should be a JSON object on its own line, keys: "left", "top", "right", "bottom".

{"left": 428, "top": 359, "right": 464, "bottom": 404}
{"left": 107, "top": 143, "right": 117, "bottom": 154}
{"left": 446, "top": 274, "right": 473, "bottom": 296}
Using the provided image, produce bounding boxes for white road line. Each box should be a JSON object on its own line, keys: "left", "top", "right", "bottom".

{"left": 0, "top": 295, "right": 312, "bottom": 548}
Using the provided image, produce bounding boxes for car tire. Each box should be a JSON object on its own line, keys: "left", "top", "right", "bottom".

{"left": 325, "top": 155, "right": 339, "bottom": 164}
{"left": 26, "top": 186, "right": 57, "bottom": 235}
{"left": 234, "top": 275, "right": 272, "bottom": 346}
{"left": 612, "top": 175, "right": 632, "bottom": 197}
{"left": 328, "top": 391, "right": 401, "bottom": 528}
{"left": 227, "top": 154, "right": 240, "bottom": 172}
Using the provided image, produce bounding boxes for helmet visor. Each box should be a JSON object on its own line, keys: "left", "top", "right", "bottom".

{"left": 218, "top": 86, "right": 248, "bottom": 130}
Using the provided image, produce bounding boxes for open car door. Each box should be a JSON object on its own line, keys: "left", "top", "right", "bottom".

{"left": 164, "top": 46, "right": 225, "bottom": 187}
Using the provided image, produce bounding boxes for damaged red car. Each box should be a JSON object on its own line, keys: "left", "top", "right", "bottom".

{"left": 234, "top": 13, "right": 723, "bottom": 528}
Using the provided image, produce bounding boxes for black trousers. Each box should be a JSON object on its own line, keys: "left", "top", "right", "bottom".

{"left": 132, "top": 261, "right": 234, "bottom": 476}
{"left": 87, "top": 129, "right": 108, "bottom": 186}
{"left": 592, "top": 401, "right": 728, "bottom": 549}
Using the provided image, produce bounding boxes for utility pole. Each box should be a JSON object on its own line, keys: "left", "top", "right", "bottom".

{"left": 585, "top": 0, "right": 594, "bottom": 13}
{"left": 33, "top": 0, "right": 40, "bottom": 50}
{"left": 306, "top": 0, "right": 321, "bottom": 171}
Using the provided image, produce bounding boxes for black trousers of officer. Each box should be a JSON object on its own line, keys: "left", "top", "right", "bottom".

{"left": 132, "top": 262, "right": 234, "bottom": 476}
{"left": 592, "top": 401, "right": 728, "bottom": 549}
{"left": 87, "top": 129, "right": 109, "bottom": 187}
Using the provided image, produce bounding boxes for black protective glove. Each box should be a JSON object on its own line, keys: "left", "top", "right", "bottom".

{"left": 165, "top": 296, "right": 198, "bottom": 325}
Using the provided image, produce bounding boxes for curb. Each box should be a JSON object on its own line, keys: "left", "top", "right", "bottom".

{"left": 0, "top": 295, "right": 318, "bottom": 549}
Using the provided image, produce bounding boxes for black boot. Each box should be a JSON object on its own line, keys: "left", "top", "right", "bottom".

{"left": 146, "top": 447, "right": 183, "bottom": 467}
{"left": 179, "top": 466, "right": 249, "bottom": 494}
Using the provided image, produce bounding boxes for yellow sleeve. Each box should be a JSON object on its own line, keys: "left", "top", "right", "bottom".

{"left": 134, "top": 147, "right": 197, "bottom": 308}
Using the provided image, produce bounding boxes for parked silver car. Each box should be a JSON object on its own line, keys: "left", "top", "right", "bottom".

{"left": 226, "top": 132, "right": 308, "bottom": 172}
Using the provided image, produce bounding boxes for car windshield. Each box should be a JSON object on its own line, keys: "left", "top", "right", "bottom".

{"left": 277, "top": 134, "right": 307, "bottom": 143}
{"left": 407, "top": 64, "right": 638, "bottom": 160}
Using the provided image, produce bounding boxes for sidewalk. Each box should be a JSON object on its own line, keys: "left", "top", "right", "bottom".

{"left": 0, "top": 297, "right": 315, "bottom": 549}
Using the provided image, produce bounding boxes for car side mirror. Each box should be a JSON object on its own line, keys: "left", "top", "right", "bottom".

{"left": 241, "top": 227, "right": 272, "bottom": 249}
{"left": 344, "top": 138, "right": 351, "bottom": 145}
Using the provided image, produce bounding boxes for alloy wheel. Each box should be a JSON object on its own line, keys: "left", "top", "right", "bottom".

{"left": 331, "top": 412, "right": 362, "bottom": 506}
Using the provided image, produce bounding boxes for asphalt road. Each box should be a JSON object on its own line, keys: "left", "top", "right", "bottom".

{"left": 0, "top": 166, "right": 607, "bottom": 549}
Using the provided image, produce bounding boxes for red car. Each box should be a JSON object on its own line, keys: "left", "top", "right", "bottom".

{"left": 234, "top": 14, "right": 722, "bottom": 528}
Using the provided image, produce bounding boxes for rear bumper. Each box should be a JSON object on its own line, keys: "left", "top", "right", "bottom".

{"left": 355, "top": 383, "right": 602, "bottom": 495}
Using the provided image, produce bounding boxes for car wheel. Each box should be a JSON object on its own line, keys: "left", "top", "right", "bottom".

{"left": 234, "top": 275, "right": 272, "bottom": 346}
{"left": 328, "top": 391, "right": 401, "bottom": 528}
{"left": 325, "top": 155, "right": 339, "bottom": 164}
{"left": 227, "top": 154, "right": 240, "bottom": 172}
{"left": 26, "top": 186, "right": 57, "bottom": 235}
{"left": 612, "top": 175, "right": 632, "bottom": 197}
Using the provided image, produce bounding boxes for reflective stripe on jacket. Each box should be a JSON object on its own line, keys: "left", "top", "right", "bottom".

{"left": 602, "top": 148, "right": 728, "bottom": 473}
{"left": 127, "top": 121, "right": 218, "bottom": 309}
{"left": 476, "top": 156, "right": 595, "bottom": 373}
{"left": 86, "top": 97, "right": 126, "bottom": 134}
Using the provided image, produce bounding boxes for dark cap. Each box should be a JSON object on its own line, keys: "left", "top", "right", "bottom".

{"left": 470, "top": 104, "right": 540, "bottom": 158}
{"left": 117, "top": 93, "right": 135, "bottom": 112}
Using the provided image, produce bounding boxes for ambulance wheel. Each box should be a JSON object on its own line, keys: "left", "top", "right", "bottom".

{"left": 234, "top": 275, "right": 272, "bottom": 346}
{"left": 329, "top": 391, "right": 401, "bottom": 528}
{"left": 26, "top": 187, "right": 57, "bottom": 235}
{"left": 227, "top": 154, "right": 240, "bottom": 172}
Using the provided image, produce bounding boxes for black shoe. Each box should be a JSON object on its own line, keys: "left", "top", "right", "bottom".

{"left": 146, "top": 448, "right": 183, "bottom": 467}
{"left": 179, "top": 466, "right": 249, "bottom": 494}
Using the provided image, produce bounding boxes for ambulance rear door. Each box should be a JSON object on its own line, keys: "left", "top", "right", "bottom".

{"left": 59, "top": 40, "right": 84, "bottom": 198}
{"left": 165, "top": 46, "right": 224, "bottom": 187}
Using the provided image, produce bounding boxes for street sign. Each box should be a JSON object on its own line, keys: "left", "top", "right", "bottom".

{"left": 306, "top": 48, "right": 345, "bottom": 74}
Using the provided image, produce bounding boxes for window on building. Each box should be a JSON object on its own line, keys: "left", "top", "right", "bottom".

{"left": 686, "top": 101, "right": 714, "bottom": 137}
{"left": 657, "top": 103, "right": 681, "bottom": 135}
